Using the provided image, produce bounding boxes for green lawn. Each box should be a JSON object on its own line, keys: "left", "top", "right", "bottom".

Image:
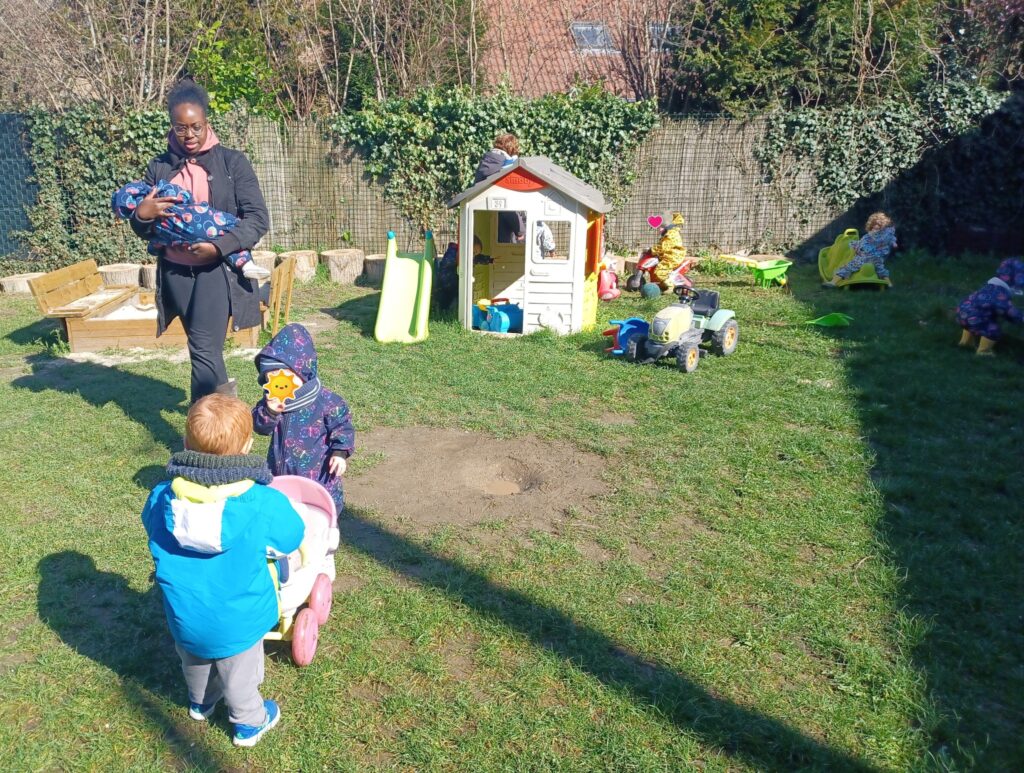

{"left": 0, "top": 253, "right": 1020, "bottom": 771}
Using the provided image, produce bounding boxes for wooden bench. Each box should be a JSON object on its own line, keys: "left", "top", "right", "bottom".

{"left": 29, "top": 259, "right": 259, "bottom": 353}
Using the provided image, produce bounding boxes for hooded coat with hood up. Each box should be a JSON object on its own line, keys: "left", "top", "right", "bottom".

{"left": 957, "top": 257, "right": 1024, "bottom": 339}
{"left": 253, "top": 324, "right": 355, "bottom": 512}
{"left": 141, "top": 459, "right": 304, "bottom": 659}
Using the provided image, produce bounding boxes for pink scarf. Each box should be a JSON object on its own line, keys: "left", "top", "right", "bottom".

{"left": 163, "top": 127, "right": 220, "bottom": 266}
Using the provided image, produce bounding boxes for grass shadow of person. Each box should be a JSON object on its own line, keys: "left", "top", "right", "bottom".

{"left": 338, "top": 506, "right": 874, "bottom": 772}
{"left": 36, "top": 551, "right": 234, "bottom": 769}
{"left": 790, "top": 255, "right": 1024, "bottom": 768}
{"left": 12, "top": 353, "right": 186, "bottom": 451}
{"left": 320, "top": 293, "right": 380, "bottom": 338}
{"left": 4, "top": 317, "right": 62, "bottom": 347}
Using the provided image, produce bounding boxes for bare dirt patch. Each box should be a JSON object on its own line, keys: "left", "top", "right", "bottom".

{"left": 346, "top": 427, "right": 609, "bottom": 534}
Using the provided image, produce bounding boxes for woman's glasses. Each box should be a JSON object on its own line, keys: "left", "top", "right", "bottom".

{"left": 172, "top": 123, "right": 206, "bottom": 138}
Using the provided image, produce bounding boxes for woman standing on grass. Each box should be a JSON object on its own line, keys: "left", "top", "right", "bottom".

{"left": 130, "top": 78, "right": 268, "bottom": 402}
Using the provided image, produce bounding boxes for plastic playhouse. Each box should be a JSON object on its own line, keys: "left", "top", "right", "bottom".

{"left": 818, "top": 229, "right": 891, "bottom": 289}
{"left": 264, "top": 476, "right": 340, "bottom": 666}
{"left": 446, "top": 157, "right": 613, "bottom": 335}
{"left": 374, "top": 230, "right": 434, "bottom": 343}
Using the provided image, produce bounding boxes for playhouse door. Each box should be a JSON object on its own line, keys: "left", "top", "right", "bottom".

{"left": 524, "top": 217, "right": 575, "bottom": 334}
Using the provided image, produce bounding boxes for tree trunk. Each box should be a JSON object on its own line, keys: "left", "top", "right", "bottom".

{"left": 279, "top": 250, "right": 319, "bottom": 282}
{"left": 363, "top": 253, "right": 387, "bottom": 286}
{"left": 321, "top": 248, "right": 365, "bottom": 284}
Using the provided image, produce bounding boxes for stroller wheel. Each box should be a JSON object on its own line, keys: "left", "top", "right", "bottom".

{"left": 309, "top": 573, "right": 333, "bottom": 626}
{"left": 291, "top": 608, "right": 319, "bottom": 666}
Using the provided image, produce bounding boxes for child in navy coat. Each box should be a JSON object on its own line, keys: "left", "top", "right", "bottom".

{"left": 957, "top": 257, "right": 1024, "bottom": 355}
{"left": 252, "top": 324, "right": 355, "bottom": 512}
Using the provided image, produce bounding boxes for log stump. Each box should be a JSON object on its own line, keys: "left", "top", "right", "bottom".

{"left": 139, "top": 264, "right": 158, "bottom": 289}
{"left": 279, "top": 250, "right": 318, "bottom": 282}
{"left": 251, "top": 250, "right": 277, "bottom": 273}
{"left": 0, "top": 272, "right": 45, "bottom": 294}
{"left": 363, "top": 253, "right": 387, "bottom": 286}
{"left": 99, "top": 263, "right": 142, "bottom": 287}
{"left": 321, "top": 248, "right": 365, "bottom": 285}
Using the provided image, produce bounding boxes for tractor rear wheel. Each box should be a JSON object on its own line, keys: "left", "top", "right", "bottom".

{"left": 711, "top": 320, "right": 739, "bottom": 356}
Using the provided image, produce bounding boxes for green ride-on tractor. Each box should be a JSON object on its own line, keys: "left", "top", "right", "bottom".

{"left": 625, "top": 286, "right": 739, "bottom": 372}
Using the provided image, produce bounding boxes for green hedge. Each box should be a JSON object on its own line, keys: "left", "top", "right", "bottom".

{"left": 328, "top": 85, "right": 660, "bottom": 230}
{"left": 755, "top": 81, "right": 1014, "bottom": 246}
{"left": 2, "top": 108, "right": 253, "bottom": 276}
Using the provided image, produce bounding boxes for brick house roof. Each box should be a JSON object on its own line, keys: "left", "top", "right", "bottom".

{"left": 480, "top": 0, "right": 633, "bottom": 98}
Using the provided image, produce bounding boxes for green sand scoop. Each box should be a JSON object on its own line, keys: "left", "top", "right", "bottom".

{"left": 806, "top": 312, "right": 853, "bottom": 327}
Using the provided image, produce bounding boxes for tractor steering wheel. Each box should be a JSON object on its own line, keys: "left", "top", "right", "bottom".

{"left": 675, "top": 285, "right": 700, "bottom": 303}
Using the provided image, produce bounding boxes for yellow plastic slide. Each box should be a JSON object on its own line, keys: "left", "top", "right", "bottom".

{"left": 818, "top": 228, "right": 892, "bottom": 288}
{"left": 374, "top": 230, "right": 434, "bottom": 343}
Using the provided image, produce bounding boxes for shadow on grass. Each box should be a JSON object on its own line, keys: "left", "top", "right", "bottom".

{"left": 790, "top": 257, "right": 1024, "bottom": 768}
{"left": 37, "top": 551, "right": 234, "bottom": 769}
{"left": 4, "top": 317, "right": 62, "bottom": 347}
{"left": 12, "top": 353, "right": 185, "bottom": 450}
{"left": 340, "top": 506, "right": 873, "bottom": 772}
{"left": 321, "top": 293, "right": 380, "bottom": 338}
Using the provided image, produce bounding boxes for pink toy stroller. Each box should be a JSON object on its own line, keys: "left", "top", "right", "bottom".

{"left": 265, "top": 476, "right": 340, "bottom": 666}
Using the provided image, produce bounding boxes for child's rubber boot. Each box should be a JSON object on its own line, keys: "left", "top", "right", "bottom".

{"left": 233, "top": 699, "right": 281, "bottom": 747}
{"left": 958, "top": 329, "right": 977, "bottom": 348}
{"left": 976, "top": 336, "right": 997, "bottom": 356}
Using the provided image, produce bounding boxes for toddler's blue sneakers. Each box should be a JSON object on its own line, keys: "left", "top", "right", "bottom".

{"left": 232, "top": 699, "right": 280, "bottom": 747}
{"left": 188, "top": 701, "right": 218, "bottom": 721}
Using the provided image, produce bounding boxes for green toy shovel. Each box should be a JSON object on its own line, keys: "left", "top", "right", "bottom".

{"left": 806, "top": 312, "right": 853, "bottom": 327}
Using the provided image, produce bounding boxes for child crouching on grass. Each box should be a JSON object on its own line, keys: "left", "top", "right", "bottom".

{"left": 141, "top": 394, "right": 304, "bottom": 747}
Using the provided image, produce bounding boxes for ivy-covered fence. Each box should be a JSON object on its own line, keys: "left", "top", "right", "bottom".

{"left": 1, "top": 82, "right": 1020, "bottom": 276}
{"left": 757, "top": 82, "right": 1022, "bottom": 251}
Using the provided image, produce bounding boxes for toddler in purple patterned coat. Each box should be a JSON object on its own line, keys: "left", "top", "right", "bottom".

{"left": 252, "top": 323, "right": 355, "bottom": 512}
{"left": 956, "top": 257, "right": 1024, "bottom": 356}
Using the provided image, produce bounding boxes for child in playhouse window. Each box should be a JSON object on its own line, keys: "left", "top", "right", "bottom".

{"left": 822, "top": 212, "right": 897, "bottom": 287}
{"left": 252, "top": 323, "right": 355, "bottom": 514}
{"left": 434, "top": 236, "right": 493, "bottom": 311}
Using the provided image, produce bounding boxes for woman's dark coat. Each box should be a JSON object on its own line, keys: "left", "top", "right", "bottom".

{"left": 131, "top": 144, "right": 269, "bottom": 334}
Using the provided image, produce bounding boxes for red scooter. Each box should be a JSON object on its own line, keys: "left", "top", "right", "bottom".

{"left": 625, "top": 250, "right": 695, "bottom": 292}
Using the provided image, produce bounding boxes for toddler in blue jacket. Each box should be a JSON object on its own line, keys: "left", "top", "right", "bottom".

{"left": 141, "top": 394, "right": 304, "bottom": 747}
{"left": 253, "top": 323, "right": 356, "bottom": 514}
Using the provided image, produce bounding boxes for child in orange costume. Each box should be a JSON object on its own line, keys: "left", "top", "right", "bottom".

{"left": 651, "top": 212, "right": 689, "bottom": 289}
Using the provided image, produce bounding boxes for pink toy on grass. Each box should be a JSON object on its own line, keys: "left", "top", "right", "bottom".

{"left": 598, "top": 257, "right": 621, "bottom": 301}
{"left": 265, "top": 476, "right": 339, "bottom": 666}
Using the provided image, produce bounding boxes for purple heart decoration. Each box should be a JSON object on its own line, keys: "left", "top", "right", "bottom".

{"left": 647, "top": 215, "right": 663, "bottom": 229}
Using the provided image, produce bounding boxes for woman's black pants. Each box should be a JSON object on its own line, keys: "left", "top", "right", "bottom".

{"left": 160, "top": 261, "right": 230, "bottom": 402}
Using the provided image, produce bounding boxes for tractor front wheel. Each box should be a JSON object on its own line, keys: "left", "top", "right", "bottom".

{"left": 711, "top": 320, "right": 739, "bottom": 356}
{"left": 677, "top": 344, "right": 700, "bottom": 373}
{"left": 626, "top": 335, "right": 647, "bottom": 363}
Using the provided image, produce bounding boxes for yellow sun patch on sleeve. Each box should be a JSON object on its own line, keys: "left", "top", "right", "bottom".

{"left": 264, "top": 368, "right": 303, "bottom": 403}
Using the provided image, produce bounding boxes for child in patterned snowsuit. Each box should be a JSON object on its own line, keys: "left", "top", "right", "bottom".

{"left": 956, "top": 257, "right": 1024, "bottom": 355}
{"left": 112, "top": 179, "right": 269, "bottom": 281}
{"left": 252, "top": 323, "right": 355, "bottom": 512}
{"left": 824, "top": 212, "right": 897, "bottom": 286}
{"left": 651, "top": 212, "right": 689, "bottom": 289}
